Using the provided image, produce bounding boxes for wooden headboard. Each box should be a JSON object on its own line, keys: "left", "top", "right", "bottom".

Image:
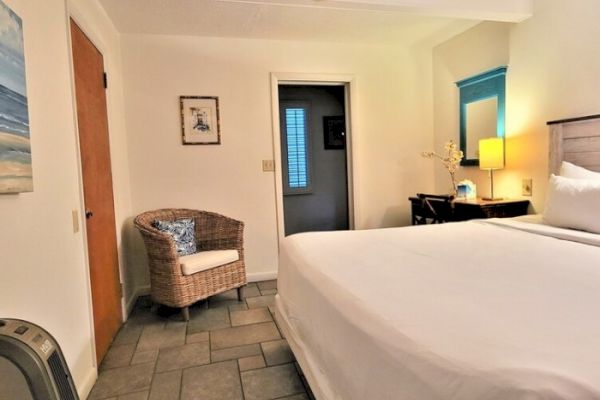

{"left": 548, "top": 114, "right": 600, "bottom": 174}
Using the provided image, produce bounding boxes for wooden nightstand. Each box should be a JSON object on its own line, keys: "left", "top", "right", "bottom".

{"left": 409, "top": 195, "right": 530, "bottom": 225}
{"left": 452, "top": 198, "right": 530, "bottom": 221}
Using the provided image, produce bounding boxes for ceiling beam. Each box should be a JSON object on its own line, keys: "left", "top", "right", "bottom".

{"left": 216, "top": 0, "right": 533, "bottom": 22}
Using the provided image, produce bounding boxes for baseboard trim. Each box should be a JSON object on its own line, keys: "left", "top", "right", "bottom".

{"left": 123, "top": 272, "right": 276, "bottom": 318}
{"left": 247, "top": 271, "right": 278, "bottom": 282}
{"left": 125, "top": 284, "right": 151, "bottom": 318}
{"left": 77, "top": 366, "right": 98, "bottom": 400}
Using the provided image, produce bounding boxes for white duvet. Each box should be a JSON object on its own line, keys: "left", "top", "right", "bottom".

{"left": 276, "top": 218, "right": 600, "bottom": 400}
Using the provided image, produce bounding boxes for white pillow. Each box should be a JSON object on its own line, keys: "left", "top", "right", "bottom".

{"left": 559, "top": 161, "right": 600, "bottom": 180}
{"left": 543, "top": 174, "right": 600, "bottom": 234}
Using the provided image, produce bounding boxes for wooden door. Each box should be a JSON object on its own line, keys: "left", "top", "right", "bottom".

{"left": 70, "top": 19, "right": 122, "bottom": 363}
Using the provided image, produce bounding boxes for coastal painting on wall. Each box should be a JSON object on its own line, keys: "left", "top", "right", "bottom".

{"left": 180, "top": 96, "right": 221, "bottom": 145}
{"left": 0, "top": 0, "right": 32, "bottom": 193}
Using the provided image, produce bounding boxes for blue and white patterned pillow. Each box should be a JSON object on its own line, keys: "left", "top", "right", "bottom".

{"left": 153, "top": 218, "right": 197, "bottom": 256}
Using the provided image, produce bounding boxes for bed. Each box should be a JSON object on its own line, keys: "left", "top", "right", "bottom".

{"left": 275, "top": 115, "right": 600, "bottom": 400}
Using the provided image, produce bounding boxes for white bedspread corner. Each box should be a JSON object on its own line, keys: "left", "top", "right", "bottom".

{"left": 277, "top": 218, "right": 600, "bottom": 400}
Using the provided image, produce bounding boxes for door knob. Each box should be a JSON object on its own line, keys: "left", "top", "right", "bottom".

{"left": 85, "top": 210, "right": 94, "bottom": 219}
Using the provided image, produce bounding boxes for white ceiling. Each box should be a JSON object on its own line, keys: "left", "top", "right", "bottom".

{"left": 99, "top": 0, "right": 530, "bottom": 45}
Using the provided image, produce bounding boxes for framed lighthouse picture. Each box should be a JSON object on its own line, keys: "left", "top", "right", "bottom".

{"left": 180, "top": 96, "right": 221, "bottom": 145}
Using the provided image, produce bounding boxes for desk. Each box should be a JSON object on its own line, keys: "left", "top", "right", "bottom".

{"left": 409, "top": 195, "right": 530, "bottom": 225}
{"left": 453, "top": 198, "right": 530, "bottom": 221}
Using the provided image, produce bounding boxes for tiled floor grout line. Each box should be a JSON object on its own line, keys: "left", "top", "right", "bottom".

{"left": 259, "top": 335, "right": 267, "bottom": 369}
{"left": 271, "top": 388, "right": 306, "bottom": 400}
{"left": 95, "top": 378, "right": 152, "bottom": 400}
{"left": 207, "top": 329, "right": 212, "bottom": 363}
{"left": 93, "top": 281, "right": 310, "bottom": 400}
{"left": 177, "top": 315, "right": 191, "bottom": 400}
{"left": 177, "top": 371, "right": 184, "bottom": 400}
{"left": 271, "top": 308, "right": 285, "bottom": 340}
{"left": 146, "top": 320, "right": 160, "bottom": 400}
{"left": 235, "top": 355, "right": 247, "bottom": 400}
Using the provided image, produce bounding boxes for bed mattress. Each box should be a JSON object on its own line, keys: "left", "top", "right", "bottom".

{"left": 275, "top": 218, "right": 600, "bottom": 400}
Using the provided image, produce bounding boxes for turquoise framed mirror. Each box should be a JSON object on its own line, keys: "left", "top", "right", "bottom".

{"left": 456, "top": 66, "right": 507, "bottom": 166}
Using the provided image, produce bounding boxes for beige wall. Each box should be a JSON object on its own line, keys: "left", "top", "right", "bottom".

{"left": 120, "top": 35, "right": 436, "bottom": 288}
{"left": 0, "top": 0, "right": 130, "bottom": 397}
{"left": 433, "top": 0, "right": 600, "bottom": 210}
{"left": 432, "top": 21, "right": 511, "bottom": 197}
{"left": 2, "top": 0, "right": 598, "bottom": 396}
{"left": 0, "top": 0, "right": 95, "bottom": 395}
{"left": 505, "top": 0, "right": 600, "bottom": 210}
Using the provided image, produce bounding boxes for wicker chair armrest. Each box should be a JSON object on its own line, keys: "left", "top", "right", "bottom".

{"left": 133, "top": 216, "right": 179, "bottom": 261}
{"left": 133, "top": 208, "right": 244, "bottom": 256}
{"left": 195, "top": 212, "right": 244, "bottom": 252}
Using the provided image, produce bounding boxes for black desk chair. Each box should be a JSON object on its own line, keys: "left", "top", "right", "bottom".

{"left": 410, "top": 193, "right": 454, "bottom": 225}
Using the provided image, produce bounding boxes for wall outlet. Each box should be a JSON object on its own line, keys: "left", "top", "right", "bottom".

{"left": 262, "top": 159, "right": 275, "bottom": 172}
{"left": 522, "top": 178, "right": 533, "bottom": 197}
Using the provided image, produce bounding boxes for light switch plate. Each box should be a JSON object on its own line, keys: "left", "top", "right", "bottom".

{"left": 522, "top": 178, "right": 533, "bottom": 197}
{"left": 262, "top": 160, "right": 275, "bottom": 172}
{"left": 72, "top": 209, "right": 80, "bottom": 233}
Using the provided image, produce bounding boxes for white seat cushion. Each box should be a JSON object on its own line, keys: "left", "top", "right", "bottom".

{"left": 179, "top": 250, "right": 239, "bottom": 276}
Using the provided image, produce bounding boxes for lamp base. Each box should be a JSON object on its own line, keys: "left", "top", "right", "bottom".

{"left": 481, "top": 197, "right": 503, "bottom": 201}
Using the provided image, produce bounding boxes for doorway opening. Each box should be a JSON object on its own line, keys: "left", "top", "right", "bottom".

{"left": 279, "top": 84, "right": 349, "bottom": 236}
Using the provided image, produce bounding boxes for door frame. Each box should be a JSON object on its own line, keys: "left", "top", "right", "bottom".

{"left": 270, "top": 73, "right": 358, "bottom": 246}
{"left": 66, "top": 5, "right": 125, "bottom": 367}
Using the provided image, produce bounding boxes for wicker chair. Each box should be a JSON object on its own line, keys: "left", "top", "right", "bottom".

{"left": 134, "top": 209, "right": 246, "bottom": 320}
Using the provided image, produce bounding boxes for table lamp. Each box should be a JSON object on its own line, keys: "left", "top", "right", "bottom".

{"left": 479, "top": 137, "right": 504, "bottom": 201}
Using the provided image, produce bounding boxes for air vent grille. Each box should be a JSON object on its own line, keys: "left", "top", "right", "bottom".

{"left": 48, "top": 351, "right": 76, "bottom": 400}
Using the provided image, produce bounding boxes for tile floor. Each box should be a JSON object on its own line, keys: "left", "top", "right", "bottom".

{"left": 88, "top": 280, "right": 314, "bottom": 400}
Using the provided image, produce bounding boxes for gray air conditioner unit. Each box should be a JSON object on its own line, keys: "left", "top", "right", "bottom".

{"left": 0, "top": 319, "right": 79, "bottom": 400}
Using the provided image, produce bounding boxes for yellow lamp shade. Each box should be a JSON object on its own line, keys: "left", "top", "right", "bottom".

{"left": 479, "top": 137, "right": 505, "bottom": 170}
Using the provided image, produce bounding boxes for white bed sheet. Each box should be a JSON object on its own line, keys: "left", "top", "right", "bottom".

{"left": 276, "top": 218, "right": 600, "bottom": 400}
